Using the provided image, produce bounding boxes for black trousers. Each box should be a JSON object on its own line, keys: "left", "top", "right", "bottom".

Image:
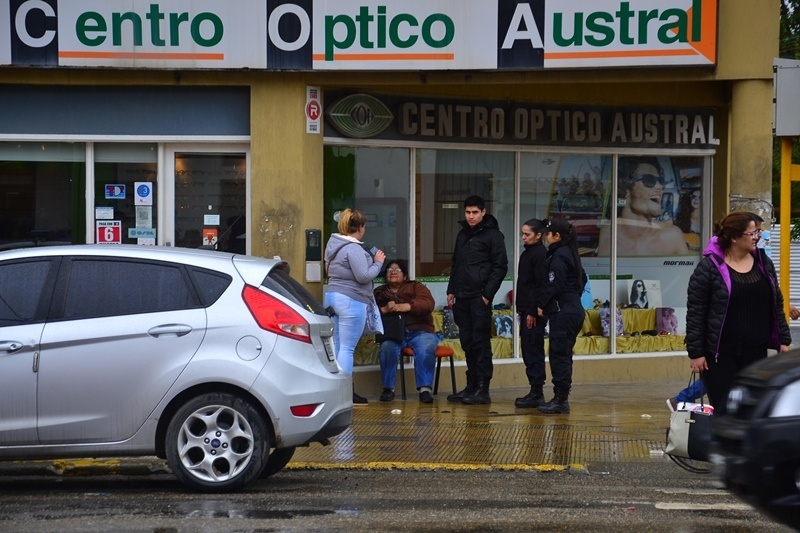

{"left": 453, "top": 296, "right": 494, "bottom": 381}
{"left": 703, "top": 346, "right": 767, "bottom": 416}
{"left": 520, "top": 313, "right": 548, "bottom": 389}
{"left": 547, "top": 308, "right": 584, "bottom": 398}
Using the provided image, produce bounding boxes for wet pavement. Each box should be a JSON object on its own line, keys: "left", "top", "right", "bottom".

{"left": 0, "top": 381, "right": 683, "bottom": 476}
{"left": 292, "top": 381, "right": 679, "bottom": 471}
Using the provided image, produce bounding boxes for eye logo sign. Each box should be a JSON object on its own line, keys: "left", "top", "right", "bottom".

{"left": 326, "top": 94, "right": 394, "bottom": 138}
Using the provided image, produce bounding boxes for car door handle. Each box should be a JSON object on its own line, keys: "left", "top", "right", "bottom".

{"left": 0, "top": 341, "right": 24, "bottom": 353}
{"left": 147, "top": 324, "right": 193, "bottom": 338}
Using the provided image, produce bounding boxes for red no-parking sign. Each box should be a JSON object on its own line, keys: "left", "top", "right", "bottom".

{"left": 306, "top": 86, "right": 320, "bottom": 134}
{"left": 96, "top": 221, "right": 122, "bottom": 244}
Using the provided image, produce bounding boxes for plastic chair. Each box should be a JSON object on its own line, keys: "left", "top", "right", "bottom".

{"left": 398, "top": 345, "right": 456, "bottom": 400}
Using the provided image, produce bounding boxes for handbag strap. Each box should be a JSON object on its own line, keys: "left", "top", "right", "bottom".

{"left": 325, "top": 241, "right": 357, "bottom": 276}
{"left": 688, "top": 372, "right": 705, "bottom": 408}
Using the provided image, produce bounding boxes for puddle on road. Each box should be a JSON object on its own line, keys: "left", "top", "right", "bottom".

{"left": 178, "top": 509, "right": 338, "bottom": 519}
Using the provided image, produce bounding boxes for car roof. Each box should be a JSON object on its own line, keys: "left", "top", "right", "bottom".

{"left": 736, "top": 348, "right": 800, "bottom": 389}
{"left": 0, "top": 244, "right": 282, "bottom": 270}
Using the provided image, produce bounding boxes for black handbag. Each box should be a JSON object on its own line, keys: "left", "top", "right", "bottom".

{"left": 375, "top": 313, "right": 405, "bottom": 343}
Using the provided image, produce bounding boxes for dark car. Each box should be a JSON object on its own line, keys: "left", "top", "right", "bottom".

{"left": 711, "top": 350, "right": 800, "bottom": 529}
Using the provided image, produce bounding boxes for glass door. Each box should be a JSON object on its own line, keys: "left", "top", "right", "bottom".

{"left": 93, "top": 143, "right": 157, "bottom": 245}
{"left": 163, "top": 145, "right": 249, "bottom": 251}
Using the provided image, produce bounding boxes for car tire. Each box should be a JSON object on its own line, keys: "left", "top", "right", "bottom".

{"left": 165, "top": 392, "right": 269, "bottom": 492}
{"left": 260, "top": 446, "right": 296, "bottom": 478}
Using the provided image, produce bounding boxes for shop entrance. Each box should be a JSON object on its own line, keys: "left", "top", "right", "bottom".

{"left": 163, "top": 145, "right": 249, "bottom": 252}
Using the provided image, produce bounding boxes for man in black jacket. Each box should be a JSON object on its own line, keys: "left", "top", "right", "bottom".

{"left": 446, "top": 195, "right": 508, "bottom": 405}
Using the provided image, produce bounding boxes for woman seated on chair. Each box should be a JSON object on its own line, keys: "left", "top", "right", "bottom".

{"left": 374, "top": 259, "right": 438, "bottom": 403}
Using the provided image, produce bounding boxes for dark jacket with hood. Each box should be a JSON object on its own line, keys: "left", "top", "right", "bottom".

{"left": 516, "top": 240, "right": 548, "bottom": 318}
{"left": 685, "top": 236, "right": 790, "bottom": 360}
{"left": 538, "top": 240, "right": 584, "bottom": 315}
{"left": 446, "top": 214, "right": 508, "bottom": 302}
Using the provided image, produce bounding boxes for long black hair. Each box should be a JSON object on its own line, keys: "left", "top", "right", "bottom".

{"left": 551, "top": 221, "right": 586, "bottom": 293}
{"left": 564, "top": 225, "right": 587, "bottom": 293}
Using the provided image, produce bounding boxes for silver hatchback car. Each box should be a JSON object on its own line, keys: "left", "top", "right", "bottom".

{"left": 0, "top": 245, "right": 351, "bottom": 492}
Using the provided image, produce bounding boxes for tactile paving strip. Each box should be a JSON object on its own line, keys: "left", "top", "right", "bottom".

{"left": 292, "top": 394, "right": 668, "bottom": 468}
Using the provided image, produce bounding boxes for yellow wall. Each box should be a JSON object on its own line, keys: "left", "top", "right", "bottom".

{"left": 250, "top": 77, "right": 325, "bottom": 298}
{"left": 716, "top": 0, "right": 780, "bottom": 80}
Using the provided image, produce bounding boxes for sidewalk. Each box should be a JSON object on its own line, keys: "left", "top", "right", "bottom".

{"left": 0, "top": 381, "right": 683, "bottom": 477}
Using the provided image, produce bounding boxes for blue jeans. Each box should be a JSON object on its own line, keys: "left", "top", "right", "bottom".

{"left": 379, "top": 330, "right": 438, "bottom": 390}
{"left": 324, "top": 291, "right": 367, "bottom": 376}
{"left": 675, "top": 378, "right": 707, "bottom": 403}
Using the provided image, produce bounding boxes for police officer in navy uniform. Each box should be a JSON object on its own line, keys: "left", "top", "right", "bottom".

{"left": 514, "top": 218, "right": 550, "bottom": 408}
{"left": 537, "top": 218, "right": 586, "bottom": 414}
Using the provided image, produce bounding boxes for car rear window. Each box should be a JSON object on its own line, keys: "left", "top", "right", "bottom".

{"left": 188, "top": 267, "right": 232, "bottom": 306}
{"left": 263, "top": 267, "right": 327, "bottom": 316}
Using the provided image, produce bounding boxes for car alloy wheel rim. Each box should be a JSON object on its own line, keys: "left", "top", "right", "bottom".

{"left": 177, "top": 404, "right": 255, "bottom": 483}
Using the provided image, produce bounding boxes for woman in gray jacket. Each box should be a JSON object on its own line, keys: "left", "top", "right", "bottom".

{"left": 324, "top": 208, "right": 385, "bottom": 404}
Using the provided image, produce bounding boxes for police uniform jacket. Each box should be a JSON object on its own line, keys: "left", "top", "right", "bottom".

{"left": 516, "top": 240, "right": 547, "bottom": 318}
{"left": 538, "top": 240, "right": 583, "bottom": 315}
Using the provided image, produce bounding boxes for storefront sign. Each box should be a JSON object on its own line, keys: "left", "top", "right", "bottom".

{"left": 128, "top": 227, "right": 156, "bottom": 238}
{"left": 134, "top": 182, "right": 153, "bottom": 206}
{"left": 104, "top": 184, "right": 125, "bottom": 199}
{"left": 324, "top": 92, "right": 720, "bottom": 148}
{"left": 96, "top": 220, "right": 122, "bottom": 244}
{"left": 0, "top": 0, "right": 717, "bottom": 71}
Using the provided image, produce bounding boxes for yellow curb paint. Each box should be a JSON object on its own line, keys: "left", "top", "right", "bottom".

{"left": 50, "top": 459, "right": 124, "bottom": 475}
{"left": 287, "top": 462, "right": 584, "bottom": 473}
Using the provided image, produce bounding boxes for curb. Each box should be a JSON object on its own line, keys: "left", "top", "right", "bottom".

{"left": 0, "top": 458, "right": 589, "bottom": 477}
{"left": 0, "top": 458, "right": 171, "bottom": 477}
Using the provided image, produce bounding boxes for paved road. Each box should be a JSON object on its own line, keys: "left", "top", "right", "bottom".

{"left": 0, "top": 462, "right": 791, "bottom": 532}
{"left": 0, "top": 380, "right": 795, "bottom": 531}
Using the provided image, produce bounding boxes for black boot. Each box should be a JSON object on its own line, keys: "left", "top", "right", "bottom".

{"left": 538, "top": 393, "right": 570, "bottom": 414}
{"left": 447, "top": 374, "right": 476, "bottom": 402}
{"left": 515, "top": 387, "right": 546, "bottom": 408}
{"left": 462, "top": 378, "right": 491, "bottom": 405}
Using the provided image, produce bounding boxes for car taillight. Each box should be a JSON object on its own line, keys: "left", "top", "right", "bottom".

{"left": 242, "top": 285, "right": 311, "bottom": 343}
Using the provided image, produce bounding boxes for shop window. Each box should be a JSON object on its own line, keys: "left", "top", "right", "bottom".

{"left": 0, "top": 142, "right": 85, "bottom": 247}
{"left": 414, "top": 149, "right": 516, "bottom": 362}
{"left": 324, "top": 143, "right": 709, "bottom": 363}
{"left": 415, "top": 149, "right": 515, "bottom": 279}
{"left": 590, "top": 155, "right": 706, "bottom": 354}
{"left": 94, "top": 143, "right": 158, "bottom": 245}
{"left": 323, "top": 146, "right": 410, "bottom": 260}
{"left": 520, "top": 153, "right": 614, "bottom": 355}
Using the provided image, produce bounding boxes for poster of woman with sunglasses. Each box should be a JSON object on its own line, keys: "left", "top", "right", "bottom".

{"left": 674, "top": 189, "right": 702, "bottom": 252}
{"left": 596, "top": 156, "right": 689, "bottom": 257}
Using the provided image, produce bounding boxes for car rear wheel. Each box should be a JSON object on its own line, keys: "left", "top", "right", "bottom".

{"left": 165, "top": 393, "right": 269, "bottom": 492}
{"left": 260, "top": 446, "right": 296, "bottom": 478}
